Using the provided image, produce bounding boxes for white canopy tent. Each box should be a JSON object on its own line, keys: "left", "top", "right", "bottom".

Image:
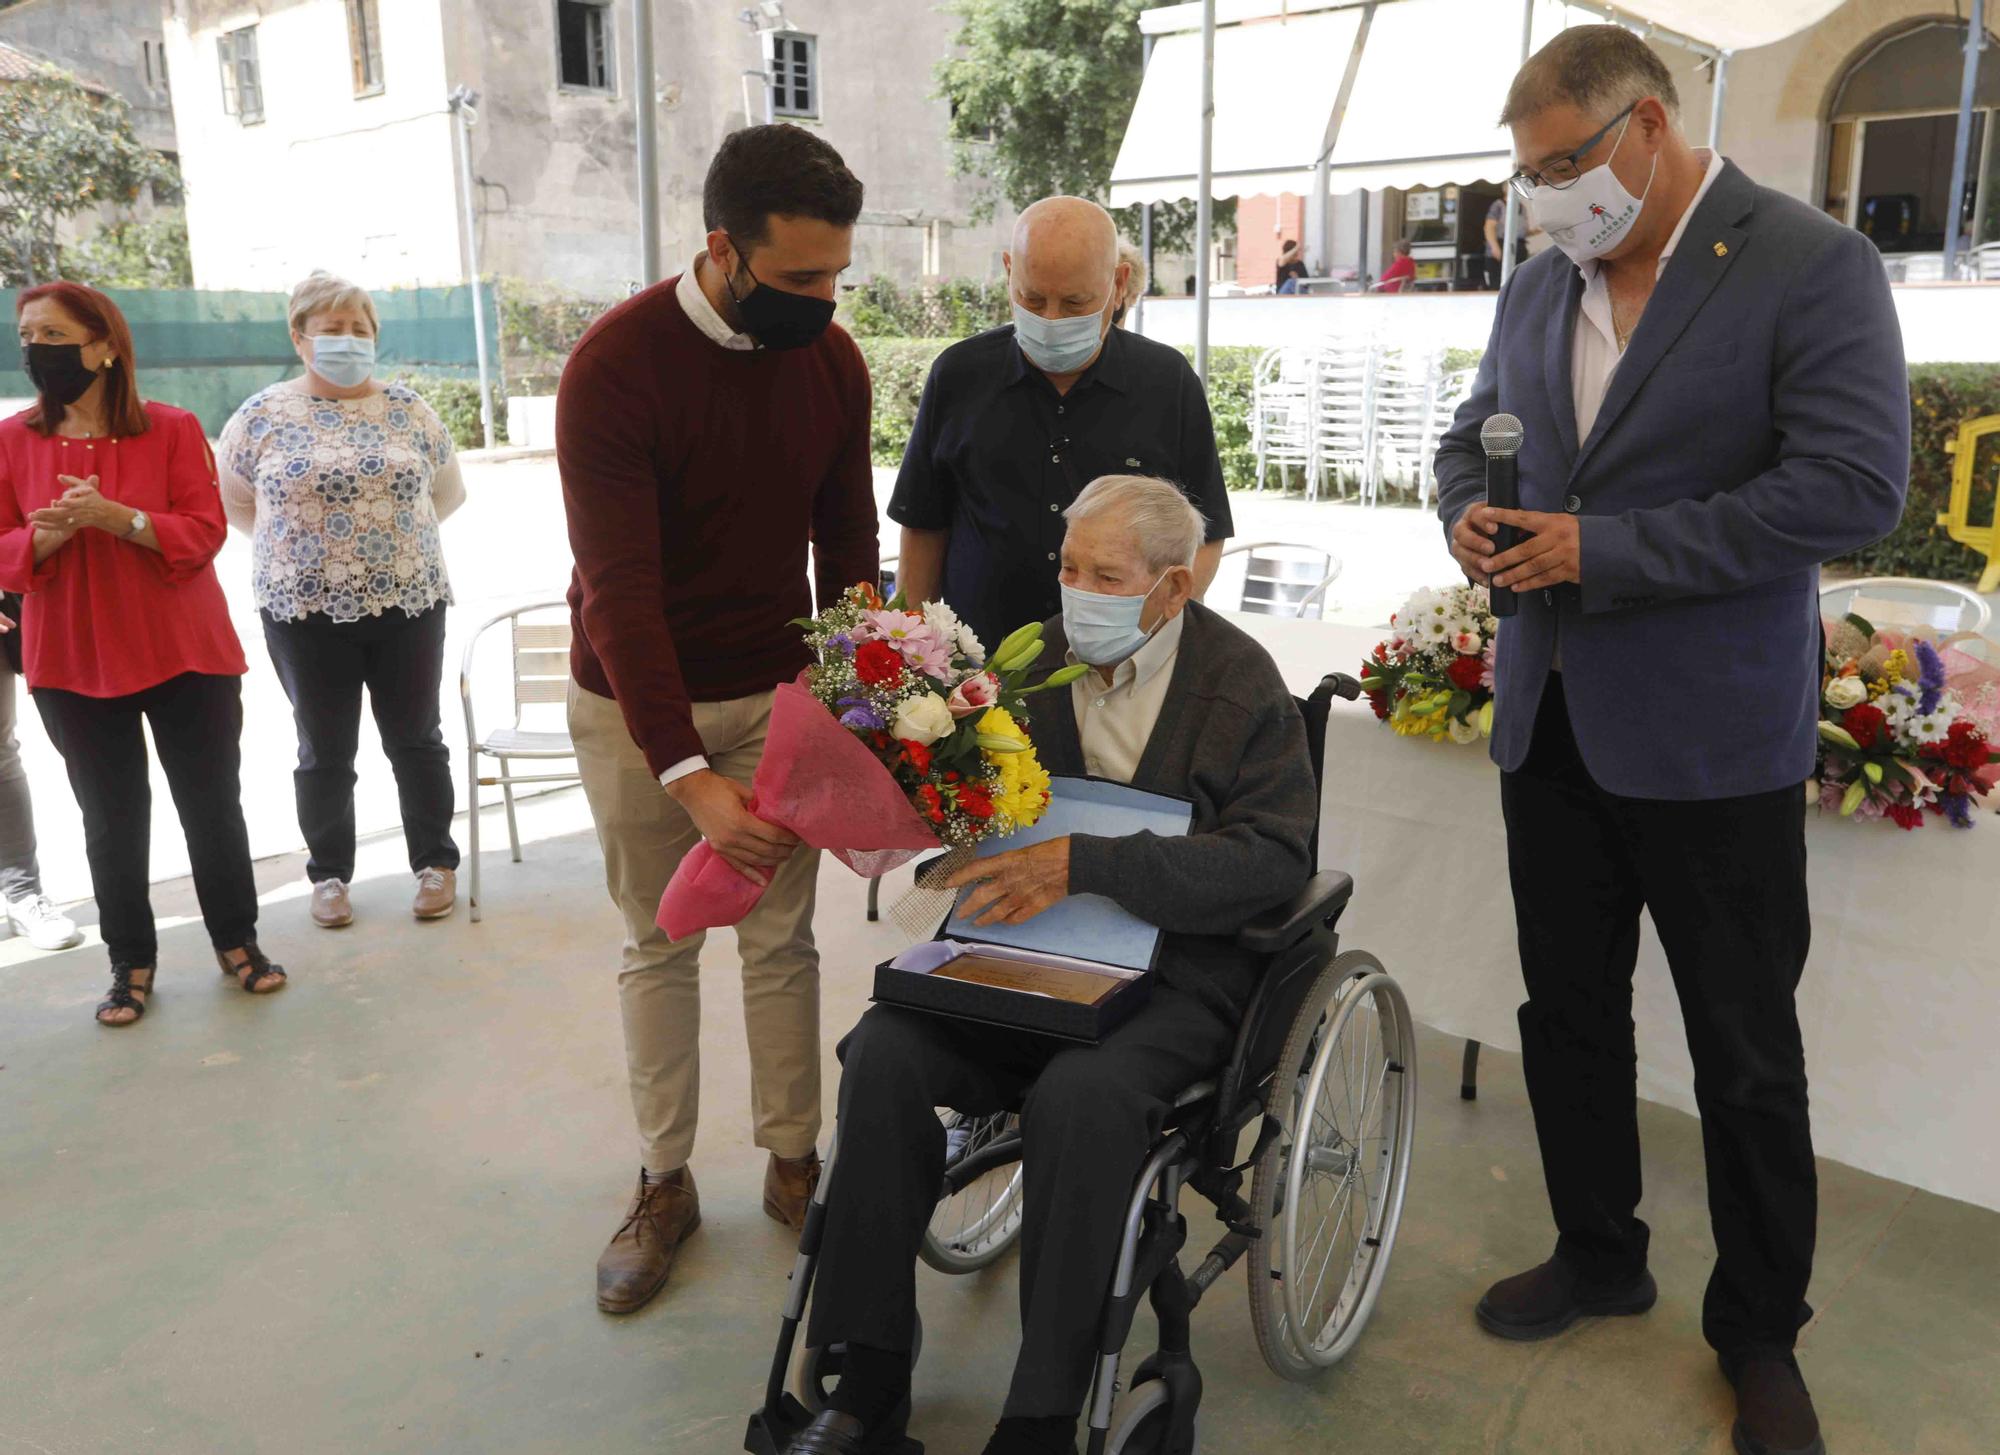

{"left": 1114, "top": 0, "right": 1897, "bottom": 381}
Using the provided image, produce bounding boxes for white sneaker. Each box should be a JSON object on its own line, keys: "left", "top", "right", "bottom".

{"left": 7, "top": 894, "right": 82, "bottom": 951}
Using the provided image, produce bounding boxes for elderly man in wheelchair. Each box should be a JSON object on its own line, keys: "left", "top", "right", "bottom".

{"left": 749, "top": 476, "right": 1416, "bottom": 1455}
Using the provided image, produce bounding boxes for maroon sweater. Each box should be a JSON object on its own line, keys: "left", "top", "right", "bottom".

{"left": 558, "top": 275, "right": 878, "bottom": 775}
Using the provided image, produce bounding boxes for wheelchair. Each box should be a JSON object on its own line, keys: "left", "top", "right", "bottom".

{"left": 747, "top": 673, "right": 1418, "bottom": 1455}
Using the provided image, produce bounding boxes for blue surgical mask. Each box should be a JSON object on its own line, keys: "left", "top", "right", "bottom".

{"left": 311, "top": 333, "right": 376, "bottom": 388}
{"left": 1012, "top": 302, "right": 1106, "bottom": 375}
{"left": 1062, "top": 574, "right": 1167, "bottom": 668}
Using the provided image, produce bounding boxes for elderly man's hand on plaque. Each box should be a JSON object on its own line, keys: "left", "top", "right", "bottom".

{"left": 946, "top": 837, "right": 1072, "bottom": 927}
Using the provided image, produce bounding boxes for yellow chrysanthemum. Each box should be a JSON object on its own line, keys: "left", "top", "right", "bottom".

{"left": 1391, "top": 703, "right": 1450, "bottom": 739}
{"left": 978, "top": 707, "right": 1051, "bottom": 829}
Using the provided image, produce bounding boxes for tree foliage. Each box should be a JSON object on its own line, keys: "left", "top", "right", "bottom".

{"left": 0, "top": 61, "right": 170, "bottom": 285}
{"left": 65, "top": 212, "right": 192, "bottom": 289}
{"left": 935, "top": 0, "right": 1233, "bottom": 258}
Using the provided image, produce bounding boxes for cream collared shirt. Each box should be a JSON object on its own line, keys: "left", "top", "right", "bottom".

{"left": 1068, "top": 611, "right": 1186, "bottom": 785}
{"left": 655, "top": 258, "right": 758, "bottom": 790}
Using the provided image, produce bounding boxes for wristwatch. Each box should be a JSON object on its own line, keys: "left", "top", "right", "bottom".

{"left": 124, "top": 510, "right": 149, "bottom": 540}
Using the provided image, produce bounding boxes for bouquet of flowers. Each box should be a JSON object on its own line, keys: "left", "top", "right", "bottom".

{"left": 657, "top": 583, "right": 1086, "bottom": 939}
{"left": 1813, "top": 613, "right": 2000, "bottom": 829}
{"left": 1359, "top": 583, "right": 1500, "bottom": 745}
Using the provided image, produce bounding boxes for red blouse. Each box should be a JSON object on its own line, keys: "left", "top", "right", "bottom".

{"left": 0, "top": 402, "right": 247, "bottom": 698}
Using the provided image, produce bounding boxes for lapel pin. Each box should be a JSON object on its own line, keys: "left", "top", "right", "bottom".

{"left": 1713, "top": 241, "right": 1729, "bottom": 257}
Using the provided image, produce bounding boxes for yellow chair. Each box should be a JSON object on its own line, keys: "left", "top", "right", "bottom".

{"left": 1938, "top": 413, "right": 2000, "bottom": 594}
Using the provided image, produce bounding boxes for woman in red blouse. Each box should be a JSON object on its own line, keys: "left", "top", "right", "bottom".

{"left": 2, "top": 282, "right": 288, "bottom": 1025}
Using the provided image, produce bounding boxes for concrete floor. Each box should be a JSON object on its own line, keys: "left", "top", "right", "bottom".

{"left": 3, "top": 788, "right": 1997, "bottom": 1455}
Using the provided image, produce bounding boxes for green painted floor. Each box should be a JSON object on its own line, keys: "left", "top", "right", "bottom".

{"left": 2, "top": 792, "right": 1994, "bottom": 1454}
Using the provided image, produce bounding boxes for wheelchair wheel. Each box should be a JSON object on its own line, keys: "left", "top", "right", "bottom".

{"left": 1105, "top": 1377, "right": 1185, "bottom": 1454}
{"left": 794, "top": 1310, "right": 924, "bottom": 1414}
{"left": 1247, "top": 951, "right": 1416, "bottom": 1381}
{"left": 918, "top": 1109, "right": 1025, "bottom": 1274}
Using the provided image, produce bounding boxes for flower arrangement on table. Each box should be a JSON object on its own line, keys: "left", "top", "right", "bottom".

{"left": 1358, "top": 583, "right": 1500, "bottom": 745}
{"left": 657, "top": 582, "right": 1086, "bottom": 939}
{"left": 1813, "top": 613, "right": 2000, "bottom": 830}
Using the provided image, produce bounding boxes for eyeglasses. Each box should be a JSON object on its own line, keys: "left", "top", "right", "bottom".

{"left": 1507, "top": 102, "right": 1636, "bottom": 199}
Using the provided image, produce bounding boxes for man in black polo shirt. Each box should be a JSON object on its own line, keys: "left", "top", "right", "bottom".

{"left": 889, "top": 196, "right": 1231, "bottom": 650}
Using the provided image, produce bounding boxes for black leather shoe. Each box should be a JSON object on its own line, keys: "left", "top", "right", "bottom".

{"left": 1474, "top": 1257, "right": 1658, "bottom": 1341}
{"left": 1721, "top": 1353, "right": 1826, "bottom": 1455}
{"left": 781, "top": 1407, "right": 919, "bottom": 1454}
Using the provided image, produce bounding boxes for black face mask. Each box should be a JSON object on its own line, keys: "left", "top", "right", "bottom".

{"left": 22, "top": 342, "right": 100, "bottom": 407}
{"left": 725, "top": 252, "right": 835, "bottom": 352}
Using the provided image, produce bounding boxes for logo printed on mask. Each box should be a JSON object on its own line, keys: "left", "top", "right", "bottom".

{"left": 1527, "top": 111, "right": 1658, "bottom": 267}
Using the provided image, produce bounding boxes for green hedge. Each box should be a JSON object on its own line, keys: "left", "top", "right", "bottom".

{"left": 1844, "top": 364, "right": 2000, "bottom": 581}
{"left": 392, "top": 372, "right": 508, "bottom": 454}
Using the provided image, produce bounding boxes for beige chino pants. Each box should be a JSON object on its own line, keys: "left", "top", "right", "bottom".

{"left": 568, "top": 682, "right": 821, "bottom": 1174}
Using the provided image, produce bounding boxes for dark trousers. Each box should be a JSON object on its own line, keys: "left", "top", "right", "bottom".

{"left": 808, "top": 991, "right": 1233, "bottom": 1419}
{"left": 261, "top": 605, "right": 459, "bottom": 884}
{"left": 35, "top": 673, "right": 260, "bottom": 967}
{"left": 1499, "top": 676, "right": 1816, "bottom": 1357}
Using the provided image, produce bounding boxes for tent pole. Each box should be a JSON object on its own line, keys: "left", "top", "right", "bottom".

{"left": 1708, "top": 49, "right": 1730, "bottom": 152}
{"left": 1500, "top": 0, "right": 1533, "bottom": 286}
{"left": 1944, "top": 0, "right": 1984, "bottom": 279}
{"left": 1195, "top": 0, "right": 1215, "bottom": 386}
{"left": 634, "top": 0, "right": 661, "bottom": 287}
{"left": 1137, "top": 32, "right": 1153, "bottom": 335}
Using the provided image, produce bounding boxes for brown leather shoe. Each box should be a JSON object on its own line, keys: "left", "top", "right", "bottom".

{"left": 1722, "top": 1353, "right": 1826, "bottom": 1455}
{"left": 596, "top": 1167, "right": 700, "bottom": 1314}
{"left": 413, "top": 867, "right": 456, "bottom": 920}
{"left": 763, "top": 1150, "right": 821, "bottom": 1232}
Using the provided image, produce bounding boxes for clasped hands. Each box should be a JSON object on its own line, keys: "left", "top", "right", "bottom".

{"left": 29, "top": 475, "right": 131, "bottom": 540}
{"left": 1450, "top": 503, "right": 1582, "bottom": 593}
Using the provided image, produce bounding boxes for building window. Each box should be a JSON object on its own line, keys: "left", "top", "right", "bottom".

{"left": 348, "top": 0, "right": 385, "bottom": 97}
{"left": 142, "top": 38, "right": 171, "bottom": 96}
{"left": 1824, "top": 19, "right": 2000, "bottom": 261}
{"left": 767, "top": 31, "right": 816, "bottom": 119}
{"left": 557, "top": 0, "right": 614, "bottom": 93}
{"left": 217, "top": 25, "right": 263, "bottom": 125}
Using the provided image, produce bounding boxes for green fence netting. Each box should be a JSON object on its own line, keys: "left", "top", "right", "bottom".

{"left": 2, "top": 284, "right": 500, "bottom": 436}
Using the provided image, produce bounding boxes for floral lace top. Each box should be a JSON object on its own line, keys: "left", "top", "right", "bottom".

{"left": 217, "top": 382, "right": 465, "bottom": 623}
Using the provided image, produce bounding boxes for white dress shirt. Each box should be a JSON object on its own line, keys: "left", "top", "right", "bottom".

{"left": 1068, "top": 611, "right": 1186, "bottom": 784}
{"left": 655, "top": 259, "right": 759, "bottom": 790}
{"left": 1555, "top": 148, "right": 1723, "bottom": 669}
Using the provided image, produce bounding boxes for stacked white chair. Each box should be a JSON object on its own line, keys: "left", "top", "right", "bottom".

{"left": 1367, "top": 347, "right": 1444, "bottom": 507}
{"left": 1308, "top": 338, "right": 1375, "bottom": 502}
{"left": 1250, "top": 346, "right": 1316, "bottom": 492}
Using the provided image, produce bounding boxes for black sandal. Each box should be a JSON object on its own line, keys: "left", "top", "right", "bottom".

{"left": 96, "top": 962, "right": 155, "bottom": 1026}
{"left": 217, "top": 942, "right": 288, "bottom": 994}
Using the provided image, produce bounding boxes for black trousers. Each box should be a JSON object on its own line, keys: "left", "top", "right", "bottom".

{"left": 1499, "top": 676, "right": 1816, "bottom": 1357}
{"left": 35, "top": 672, "right": 260, "bottom": 967}
{"left": 261, "top": 604, "right": 459, "bottom": 884}
{"left": 808, "top": 991, "right": 1233, "bottom": 1420}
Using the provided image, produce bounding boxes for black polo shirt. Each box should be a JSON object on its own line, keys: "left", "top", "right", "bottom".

{"left": 887, "top": 324, "right": 1232, "bottom": 652}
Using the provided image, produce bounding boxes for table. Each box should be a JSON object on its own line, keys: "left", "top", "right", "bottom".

{"left": 1227, "top": 612, "right": 2000, "bottom": 1213}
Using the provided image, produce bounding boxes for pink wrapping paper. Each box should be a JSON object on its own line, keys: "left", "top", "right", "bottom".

{"left": 657, "top": 676, "right": 942, "bottom": 940}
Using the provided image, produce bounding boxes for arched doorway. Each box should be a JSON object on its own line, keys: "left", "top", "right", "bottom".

{"left": 1823, "top": 17, "right": 2000, "bottom": 264}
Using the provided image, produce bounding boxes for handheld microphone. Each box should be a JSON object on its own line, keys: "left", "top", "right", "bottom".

{"left": 1479, "top": 413, "right": 1524, "bottom": 619}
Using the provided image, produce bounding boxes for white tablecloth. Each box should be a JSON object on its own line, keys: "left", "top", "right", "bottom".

{"left": 1227, "top": 612, "right": 2000, "bottom": 1212}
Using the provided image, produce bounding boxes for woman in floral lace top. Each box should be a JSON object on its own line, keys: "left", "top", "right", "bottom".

{"left": 218, "top": 271, "right": 466, "bottom": 928}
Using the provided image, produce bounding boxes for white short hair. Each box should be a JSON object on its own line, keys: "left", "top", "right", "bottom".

{"left": 1064, "top": 474, "right": 1206, "bottom": 573}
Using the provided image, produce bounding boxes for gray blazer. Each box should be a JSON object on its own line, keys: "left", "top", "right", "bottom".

{"left": 1434, "top": 160, "right": 1910, "bottom": 800}
{"left": 1026, "top": 602, "right": 1318, "bottom": 1025}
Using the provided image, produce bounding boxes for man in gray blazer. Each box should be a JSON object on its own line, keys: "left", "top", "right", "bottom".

{"left": 777, "top": 476, "right": 1317, "bottom": 1455}
{"left": 1434, "top": 27, "right": 1908, "bottom": 1455}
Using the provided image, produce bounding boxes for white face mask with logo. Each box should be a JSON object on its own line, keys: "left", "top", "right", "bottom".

{"left": 1528, "top": 112, "right": 1657, "bottom": 266}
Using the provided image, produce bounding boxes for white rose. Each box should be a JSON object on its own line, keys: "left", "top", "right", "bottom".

{"left": 891, "top": 692, "right": 954, "bottom": 746}
{"left": 1823, "top": 677, "right": 1867, "bottom": 710}
{"left": 1446, "top": 716, "right": 1482, "bottom": 744}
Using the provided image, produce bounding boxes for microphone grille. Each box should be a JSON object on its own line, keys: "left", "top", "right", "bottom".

{"left": 1481, "top": 412, "right": 1524, "bottom": 457}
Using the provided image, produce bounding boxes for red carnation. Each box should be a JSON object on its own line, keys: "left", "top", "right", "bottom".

{"left": 899, "top": 738, "right": 933, "bottom": 775}
{"left": 1941, "top": 720, "right": 1992, "bottom": 772}
{"left": 1367, "top": 690, "right": 1390, "bottom": 722}
{"left": 1841, "top": 702, "right": 1888, "bottom": 751}
{"left": 917, "top": 783, "right": 945, "bottom": 823}
{"left": 1446, "top": 655, "right": 1486, "bottom": 693}
{"left": 958, "top": 786, "right": 995, "bottom": 820}
{"left": 1886, "top": 802, "right": 1925, "bottom": 831}
{"left": 855, "top": 641, "right": 905, "bottom": 687}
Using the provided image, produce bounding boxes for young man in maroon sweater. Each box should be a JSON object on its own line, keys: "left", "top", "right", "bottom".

{"left": 557, "top": 124, "right": 878, "bottom": 1316}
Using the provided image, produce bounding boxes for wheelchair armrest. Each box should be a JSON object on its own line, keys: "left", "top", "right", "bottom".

{"left": 1234, "top": 871, "right": 1354, "bottom": 955}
